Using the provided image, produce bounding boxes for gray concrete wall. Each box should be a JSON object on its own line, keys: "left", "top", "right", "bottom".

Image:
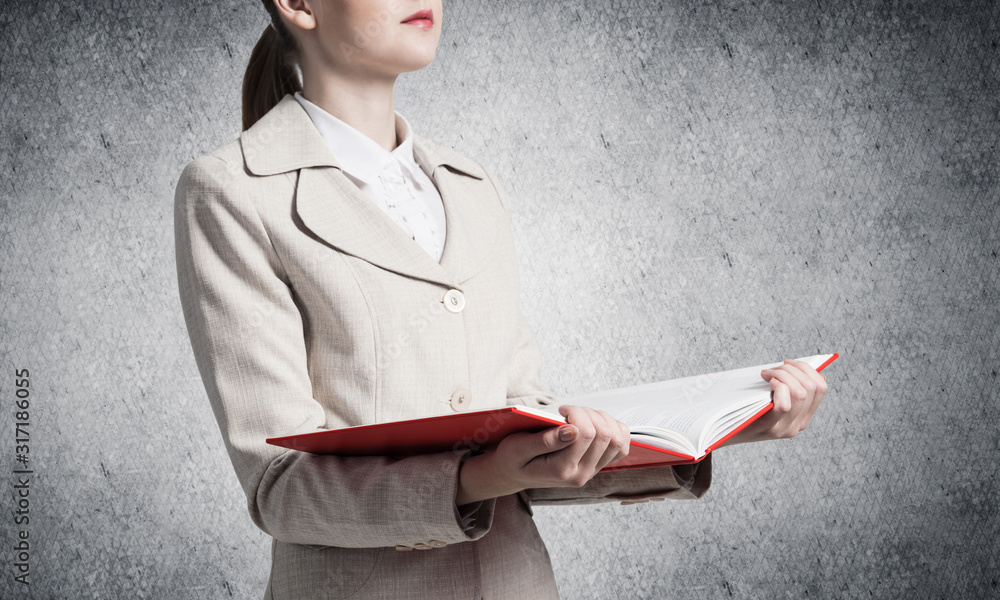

{"left": 1, "top": 0, "right": 997, "bottom": 597}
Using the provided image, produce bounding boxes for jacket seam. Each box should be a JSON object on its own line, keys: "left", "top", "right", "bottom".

{"left": 249, "top": 170, "right": 295, "bottom": 282}
{"left": 340, "top": 253, "right": 382, "bottom": 423}
{"left": 479, "top": 161, "right": 508, "bottom": 212}
{"left": 344, "top": 546, "right": 387, "bottom": 599}
{"left": 198, "top": 154, "right": 290, "bottom": 281}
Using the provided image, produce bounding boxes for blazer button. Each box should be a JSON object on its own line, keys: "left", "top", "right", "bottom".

{"left": 414, "top": 543, "right": 432, "bottom": 550}
{"left": 442, "top": 289, "right": 465, "bottom": 313}
{"left": 428, "top": 540, "right": 447, "bottom": 548}
{"left": 449, "top": 388, "right": 471, "bottom": 412}
{"left": 395, "top": 545, "right": 414, "bottom": 551}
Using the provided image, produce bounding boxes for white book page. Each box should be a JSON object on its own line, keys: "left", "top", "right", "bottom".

{"left": 560, "top": 354, "right": 834, "bottom": 456}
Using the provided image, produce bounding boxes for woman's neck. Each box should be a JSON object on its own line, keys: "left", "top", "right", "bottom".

{"left": 301, "top": 72, "right": 399, "bottom": 152}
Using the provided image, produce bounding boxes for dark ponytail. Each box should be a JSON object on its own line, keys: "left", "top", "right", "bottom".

{"left": 242, "top": 2, "right": 301, "bottom": 131}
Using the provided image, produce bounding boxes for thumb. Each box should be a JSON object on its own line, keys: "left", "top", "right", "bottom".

{"left": 504, "top": 425, "right": 577, "bottom": 462}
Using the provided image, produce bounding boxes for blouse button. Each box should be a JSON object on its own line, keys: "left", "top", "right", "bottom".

{"left": 442, "top": 289, "right": 465, "bottom": 313}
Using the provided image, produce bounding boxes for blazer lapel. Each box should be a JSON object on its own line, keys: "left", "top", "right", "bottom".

{"left": 413, "top": 136, "right": 500, "bottom": 285}
{"left": 241, "top": 94, "right": 499, "bottom": 289}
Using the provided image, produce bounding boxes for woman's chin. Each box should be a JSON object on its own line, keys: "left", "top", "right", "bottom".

{"left": 394, "top": 50, "right": 437, "bottom": 74}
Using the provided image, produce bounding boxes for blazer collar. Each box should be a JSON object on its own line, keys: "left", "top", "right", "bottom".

{"left": 241, "top": 94, "right": 487, "bottom": 180}
{"left": 239, "top": 94, "right": 498, "bottom": 289}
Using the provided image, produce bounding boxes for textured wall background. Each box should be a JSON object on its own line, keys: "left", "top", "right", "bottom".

{"left": 1, "top": 0, "right": 997, "bottom": 598}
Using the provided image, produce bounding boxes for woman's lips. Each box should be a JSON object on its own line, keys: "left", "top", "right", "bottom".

{"left": 401, "top": 8, "right": 433, "bottom": 29}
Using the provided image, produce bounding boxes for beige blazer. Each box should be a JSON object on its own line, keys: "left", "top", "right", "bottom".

{"left": 174, "top": 94, "right": 711, "bottom": 600}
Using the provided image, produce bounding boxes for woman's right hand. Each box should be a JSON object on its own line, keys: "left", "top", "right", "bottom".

{"left": 455, "top": 405, "right": 631, "bottom": 506}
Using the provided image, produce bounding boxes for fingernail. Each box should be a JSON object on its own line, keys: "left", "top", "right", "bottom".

{"left": 761, "top": 369, "right": 772, "bottom": 375}
{"left": 559, "top": 426, "right": 577, "bottom": 442}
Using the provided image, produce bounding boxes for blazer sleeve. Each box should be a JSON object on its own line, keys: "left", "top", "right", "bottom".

{"left": 174, "top": 155, "right": 496, "bottom": 548}
{"left": 480, "top": 164, "right": 713, "bottom": 506}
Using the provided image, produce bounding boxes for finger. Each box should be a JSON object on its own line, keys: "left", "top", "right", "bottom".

{"left": 780, "top": 360, "right": 821, "bottom": 401}
{"left": 770, "top": 377, "right": 792, "bottom": 414}
{"left": 782, "top": 361, "right": 827, "bottom": 412}
{"left": 766, "top": 368, "right": 809, "bottom": 410}
{"left": 790, "top": 360, "right": 828, "bottom": 402}
{"left": 767, "top": 378, "right": 800, "bottom": 438}
{"left": 595, "top": 409, "right": 631, "bottom": 458}
{"left": 572, "top": 409, "right": 617, "bottom": 475}
{"left": 595, "top": 445, "right": 622, "bottom": 472}
{"left": 594, "top": 421, "right": 633, "bottom": 467}
{"left": 617, "top": 420, "right": 631, "bottom": 460}
{"left": 554, "top": 405, "right": 600, "bottom": 470}
{"left": 592, "top": 411, "right": 629, "bottom": 469}
{"left": 798, "top": 386, "right": 826, "bottom": 430}
{"left": 790, "top": 363, "right": 828, "bottom": 432}
{"left": 554, "top": 406, "right": 629, "bottom": 479}
{"left": 502, "top": 424, "right": 577, "bottom": 465}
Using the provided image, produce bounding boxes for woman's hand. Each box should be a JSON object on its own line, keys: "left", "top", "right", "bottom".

{"left": 456, "top": 405, "right": 631, "bottom": 506}
{"left": 719, "top": 359, "right": 828, "bottom": 448}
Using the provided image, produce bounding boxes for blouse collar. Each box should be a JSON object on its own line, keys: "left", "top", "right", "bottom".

{"left": 293, "top": 91, "right": 422, "bottom": 184}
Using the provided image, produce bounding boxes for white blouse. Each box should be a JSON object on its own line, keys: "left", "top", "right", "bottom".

{"left": 294, "top": 92, "right": 447, "bottom": 263}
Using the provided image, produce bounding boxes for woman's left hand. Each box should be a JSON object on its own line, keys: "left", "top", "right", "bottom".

{"left": 719, "top": 359, "right": 828, "bottom": 447}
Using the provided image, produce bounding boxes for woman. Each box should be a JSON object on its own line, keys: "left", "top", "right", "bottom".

{"left": 174, "top": 1, "right": 829, "bottom": 598}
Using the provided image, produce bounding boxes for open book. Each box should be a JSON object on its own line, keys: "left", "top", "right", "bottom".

{"left": 267, "top": 353, "right": 838, "bottom": 472}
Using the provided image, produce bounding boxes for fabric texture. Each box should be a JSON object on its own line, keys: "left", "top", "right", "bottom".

{"left": 293, "top": 91, "right": 447, "bottom": 262}
{"left": 173, "top": 94, "right": 711, "bottom": 600}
